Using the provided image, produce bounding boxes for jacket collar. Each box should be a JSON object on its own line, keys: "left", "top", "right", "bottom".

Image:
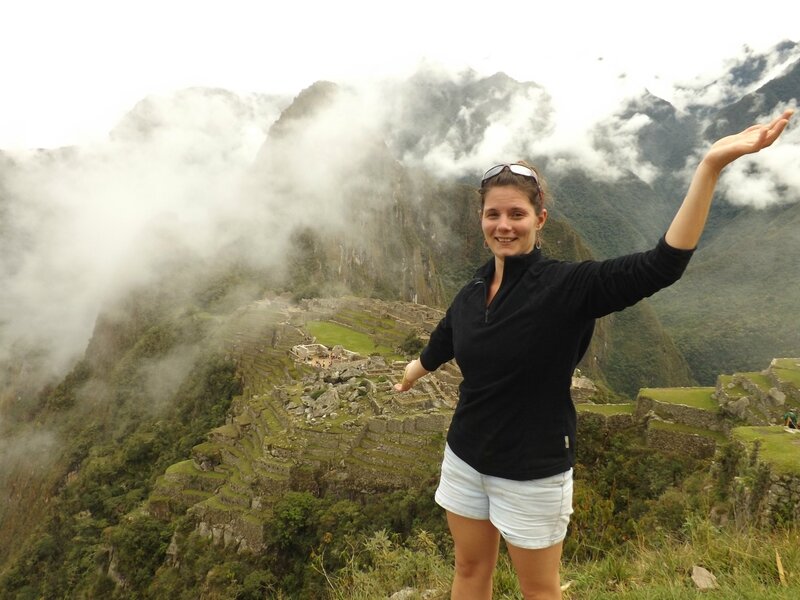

{"left": 475, "top": 247, "right": 543, "bottom": 282}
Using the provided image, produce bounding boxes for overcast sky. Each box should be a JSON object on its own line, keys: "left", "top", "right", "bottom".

{"left": 2, "top": 0, "right": 798, "bottom": 149}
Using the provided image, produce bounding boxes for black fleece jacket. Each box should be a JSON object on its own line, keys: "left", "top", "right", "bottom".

{"left": 420, "top": 237, "right": 694, "bottom": 480}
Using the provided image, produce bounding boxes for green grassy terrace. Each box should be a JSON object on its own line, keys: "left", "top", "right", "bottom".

{"left": 732, "top": 426, "right": 800, "bottom": 476}
{"left": 740, "top": 372, "right": 772, "bottom": 391}
{"left": 165, "top": 460, "right": 226, "bottom": 480}
{"left": 306, "top": 321, "right": 403, "bottom": 361}
{"left": 638, "top": 387, "right": 718, "bottom": 411}
{"left": 576, "top": 403, "right": 635, "bottom": 416}
{"left": 770, "top": 358, "right": 800, "bottom": 388}
{"left": 649, "top": 420, "right": 727, "bottom": 443}
{"left": 716, "top": 375, "right": 747, "bottom": 397}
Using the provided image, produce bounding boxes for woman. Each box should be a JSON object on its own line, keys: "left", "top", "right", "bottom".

{"left": 394, "top": 109, "right": 794, "bottom": 599}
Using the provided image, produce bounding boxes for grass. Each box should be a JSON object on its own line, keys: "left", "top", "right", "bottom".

{"left": 321, "top": 521, "right": 800, "bottom": 600}
{"left": 649, "top": 420, "right": 727, "bottom": 443}
{"left": 209, "top": 423, "right": 240, "bottom": 438}
{"left": 638, "top": 387, "right": 718, "bottom": 411}
{"left": 576, "top": 403, "right": 635, "bottom": 416}
{"left": 732, "top": 426, "right": 800, "bottom": 475}
{"left": 770, "top": 359, "right": 800, "bottom": 388}
{"left": 717, "top": 375, "right": 748, "bottom": 398}
{"left": 165, "top": 460, "right": 225, "bottom": 479}
{"left": 306, "top": 321, "right": 402, "bottom": 360}
{"left": 741, "top": 372, "right": 773, "bottom": 392}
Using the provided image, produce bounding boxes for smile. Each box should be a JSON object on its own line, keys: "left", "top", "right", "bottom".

{"left": 495, "top": 237, "right": 517, "bottom": 243}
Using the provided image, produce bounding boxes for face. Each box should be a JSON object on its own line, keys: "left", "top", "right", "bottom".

{"left": 481, "top": 185, "right": 547, "bottom": 259}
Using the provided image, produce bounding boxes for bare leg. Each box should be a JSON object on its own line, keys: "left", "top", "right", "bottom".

{"left": 446, "top": 511, "right": 501, "bottom": 600}
{"left": 505, "top": 540, "right": 564, "bottom": 600}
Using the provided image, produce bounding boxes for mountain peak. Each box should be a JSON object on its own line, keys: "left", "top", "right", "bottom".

{"left": 267, "top": 80, "right": 340, "bottom": 138}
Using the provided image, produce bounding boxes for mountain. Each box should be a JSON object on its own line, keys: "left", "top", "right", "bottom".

{"left": 1, "top": 41, "right": 799, "bottom": 595}
{"left": 372, "top": 42, "right": 800, "bottom": 382}
{"left": 701, "top": 41, "right": 800, "bottom": 140}
{"left": 0, "top": 77, "right": 701, "bottom": 588}
{"left": 629, "top": 45, "right": 800, "bottom": 381}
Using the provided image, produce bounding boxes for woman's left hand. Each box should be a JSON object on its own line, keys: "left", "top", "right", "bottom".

{"left": 702, "top": 109, "right": 794, "bottom": 173}
{"left": 393, "top": 358, "right": 429, "bottom": 392}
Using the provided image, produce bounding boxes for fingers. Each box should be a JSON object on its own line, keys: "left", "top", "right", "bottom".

{"left": 740, "top": 110, "right": 793, "bottom": 151}
{"left": 767, "top": 109, "right": 794, "bottom": 135}
{"left": 761, "top": 116, "right": 791, "bottom": 147}
{"left": 744, "top": 109, "right": 793, "bottom": 137}
{"left": 707, "top": 109, "right": 793, "bottom": 169}
{"left": 761, "top": 109, "right": 794, "bottom": 132}
{"left": 394, "top": 367, "right": 412, "bottom": 392}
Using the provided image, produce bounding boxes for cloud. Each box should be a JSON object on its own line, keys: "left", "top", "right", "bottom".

{"left": 379, "top": 65, "right": 656, "bottom": 184}
{"left": 137, "top": 344, "right": 202, "bottom": 413}
{"left": 0, "top": 422, "right": 57, "bottom": 483}
{"left": 1, "top": 60, "right": 798, "bottom": 402}
{"left": 718, "top": 101, "right": 800, "bottom": 208}
{"left": 249, "top": 82, "right": 395, "bottom": 233}
{"left": 670, "top": 42, "right": 800, "bottom": 111}
{"left": 0, "top": 89, "right": 287, "bottom": 381}
{"left": 590, "top": 113, "right": 660, "bottom": 184}
{"left": 0, "top": 81, "right": 407, "bottom": 395}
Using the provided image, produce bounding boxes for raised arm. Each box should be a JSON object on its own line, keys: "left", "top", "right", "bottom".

{"left": 665, "top": 109, "right": 794, "bottom": 250}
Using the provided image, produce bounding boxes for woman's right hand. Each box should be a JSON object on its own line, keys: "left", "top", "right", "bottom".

{"left": 393, "top": 358, "right": 429, "bottom": 392}
{"left": 701, "top": 109, "right": 793, "bottom": 173}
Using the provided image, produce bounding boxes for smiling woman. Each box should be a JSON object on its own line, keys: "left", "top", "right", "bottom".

{"left": 393, "top": 110, "right": 794, "bottom": 599}
{"left": 478, "top": 162, "right": 547, "bottom": 301}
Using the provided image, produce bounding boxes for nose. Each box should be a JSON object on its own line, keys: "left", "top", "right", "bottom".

{"left": 497, "top": 216, "right": 512, "bottom": 231}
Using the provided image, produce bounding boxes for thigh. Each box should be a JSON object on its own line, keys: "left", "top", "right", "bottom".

{"left": 486, "top": 468, "right": 573, "bottom": 550}
{"left": 505, "top": 540, "right": 564, "bottom": 599}
{"left": 447, "top": 511, "right": 501, "bottom": 571}
{"left": 435, "top": 444, "right": 491, "bottom": 520}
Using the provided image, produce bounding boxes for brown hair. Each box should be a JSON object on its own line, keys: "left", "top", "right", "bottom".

{"left": 478, "top": 161, "right": 548, "bottom": 215}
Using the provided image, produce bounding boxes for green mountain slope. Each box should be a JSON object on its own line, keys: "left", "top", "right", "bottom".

{"left": 651, "top": 200, "right": 800, "bottom": 382}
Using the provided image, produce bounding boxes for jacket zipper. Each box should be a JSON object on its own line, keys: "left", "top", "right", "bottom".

{"left": 474, "top": 278, "right": 489, "bottom": 323}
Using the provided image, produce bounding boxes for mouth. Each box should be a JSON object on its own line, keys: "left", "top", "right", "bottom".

{"left": 495, "top": 237, "right": 517, "bottom": 243}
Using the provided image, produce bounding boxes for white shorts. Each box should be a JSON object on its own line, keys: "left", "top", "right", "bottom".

{"left": 435, "top": 444, "right": 574, "bottom": 549}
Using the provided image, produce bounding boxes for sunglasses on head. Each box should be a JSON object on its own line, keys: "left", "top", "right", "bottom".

{"left": 481, "top": 164, "right": 539, "bottom": 187}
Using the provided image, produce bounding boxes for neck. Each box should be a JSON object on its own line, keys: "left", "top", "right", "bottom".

{"left": 493, "top": 256, "right": 505, "bottom": 284}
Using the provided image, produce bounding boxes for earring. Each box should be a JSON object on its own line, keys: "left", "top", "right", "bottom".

{"left": 483, "top": 240, "right": 489, "bottom": 250}
{"left": 535, "top": 230, "right": 542, "bottom": 250}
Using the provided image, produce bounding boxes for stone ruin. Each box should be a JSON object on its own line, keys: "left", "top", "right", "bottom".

{"left": 149, "top": 295, "right": 800, "bottom": 554}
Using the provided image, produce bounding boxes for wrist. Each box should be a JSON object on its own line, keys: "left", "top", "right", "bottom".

{"left": 698, "top": 155, "right": 726, "bottom": 178}
{"left": 405, "top": 359, "right": 420, "bottom": 384}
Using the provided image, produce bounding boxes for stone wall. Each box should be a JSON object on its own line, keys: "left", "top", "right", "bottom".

{"left": 645, "top": 426, "right": 717, "bottom": 459}
{"left": 576, "top": 410, "right": 635, "bottom": 436}
{"left": 635, "top": 396, "right": 728, "bottom": 433}
{"left": 763, "top": 472, "right": 800, "bottom": 525}
{"left": 366, "top": 413, "right": 449, "bottom": 435}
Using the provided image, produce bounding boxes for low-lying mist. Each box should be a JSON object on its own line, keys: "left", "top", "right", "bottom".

{"left": 1, "top": 50, "right": 799, "bottom": 436}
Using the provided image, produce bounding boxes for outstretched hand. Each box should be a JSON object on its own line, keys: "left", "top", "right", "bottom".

{"left": 702, "top": 109, "right": 794, "bottom": 173}
{"left": 393, "top": 358, "right": 429, "bottom": 392}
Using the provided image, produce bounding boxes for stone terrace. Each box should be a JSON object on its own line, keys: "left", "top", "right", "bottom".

{"left": 580, "top": 358, "right": 800, "bottom": 523}
{"left": 149, "top": 293, "right": 800, "bottom": 548}
{"left": 147, "top": 295, "right": 459, "bottom": 552}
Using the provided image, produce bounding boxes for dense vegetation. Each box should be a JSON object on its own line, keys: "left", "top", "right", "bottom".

{"left": 3, "top": 59, "right": 799, "bottom": 596}
{"left": 0, "top": 325, "right": 243, "bottom": 597}
{"left": 4, "top": 369, "right": 795, "bottom": 599}
{"left": 0, "top": 214, "right": 787, "bottom": 598}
